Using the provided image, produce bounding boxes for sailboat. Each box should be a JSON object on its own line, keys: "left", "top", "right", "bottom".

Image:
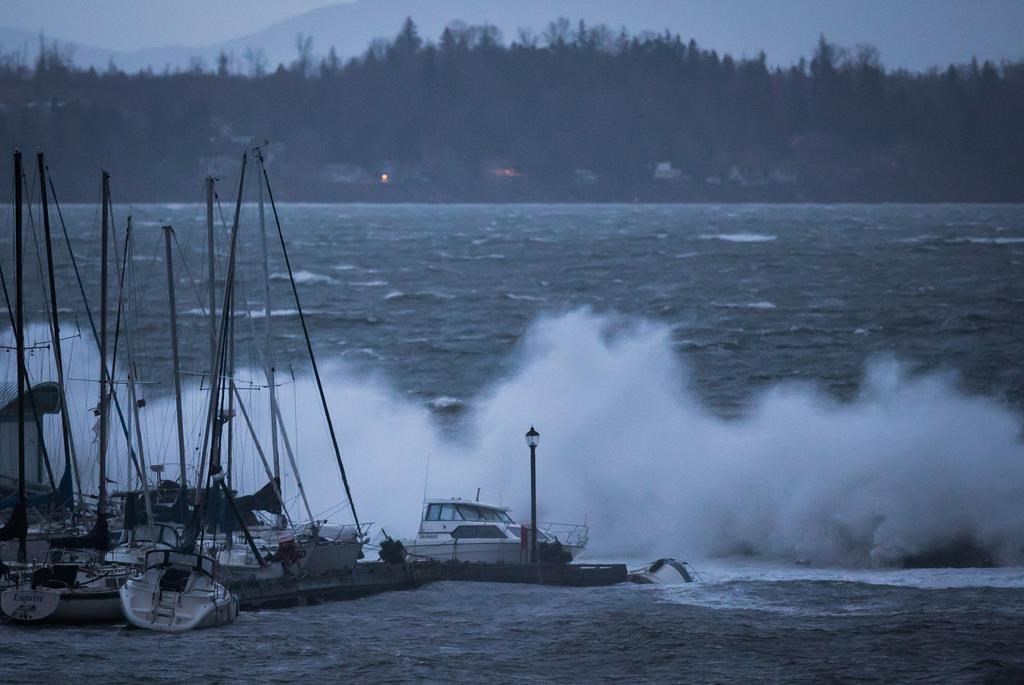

{"left": 252, "top": 148, "right": 367, "bottom": 575}
{"left": 0, "top": 151, "right": 80, "bottom": 571}
{"left": 120, "top": 158, "right": 260, "bottom": 632}
{"left": 185, "top": 151, "right": 364, "bottom": 581}
{"left": 1, "top": 160, "right": 130, "bottom": 623}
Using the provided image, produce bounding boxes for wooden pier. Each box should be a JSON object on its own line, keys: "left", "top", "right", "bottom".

{"left": 227, "top": 561, "right": 627, "bottom": 610}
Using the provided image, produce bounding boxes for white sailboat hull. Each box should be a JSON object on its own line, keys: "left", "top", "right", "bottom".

{"left": 1, "top": 585, "right": 124, "bottom": 622}
{"left": 120, "top": 550, "right": 239, "bottom": 632}
{"left": 120, "top": 577, "right": 238, "bottom": 632}
{"left": 299, "top": 540, "right": 363, "bottom": 576}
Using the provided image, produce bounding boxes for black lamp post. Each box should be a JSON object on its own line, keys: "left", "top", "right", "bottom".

{"left": 525, "top": 425, "right": 540, "bottom": 565}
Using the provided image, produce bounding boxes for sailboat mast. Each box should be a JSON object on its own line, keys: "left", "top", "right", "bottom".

{"left": 257, "top": 154, "right": 281, "bottom": 486}
{"left": 226, "top": 278, "right": 235, "bottom": 489}
{"left": 206, "top": 176, "right": 216, "bottom": 380}
{"left": 194, "top": 156, "right": 245, "bottom": 510}
{"left": 122, "top": 225, "right": 154, "bottom": 525}
{"left": 97, "top": 171, "right": 110, "bottom": 514}
{"left": 37, "top": 152, "right": 82, "bottom": 508}
{"left": 261, "top": 163, "right": 362, "bottom": 533}
{"left": 163, "top": 226, "right": 189, "bottom": 491}
{"left": 14, "top": 150, "right": 26, "bottom": 563}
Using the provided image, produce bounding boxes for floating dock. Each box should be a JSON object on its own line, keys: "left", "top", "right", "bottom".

{"left": 412, "top": 561, "right": 627, "bottom": 586}
{"left": 228, "top": 562, "right": 418, "bottom": 610}
{"left": 227, "top": 561, "right": 627, "bottom": 610}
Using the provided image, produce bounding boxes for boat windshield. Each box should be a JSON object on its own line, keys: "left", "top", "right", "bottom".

{"left": 425, "top": 503, "right": 514, "bottom": 523}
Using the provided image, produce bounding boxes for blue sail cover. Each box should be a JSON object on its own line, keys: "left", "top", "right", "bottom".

{"left": 0, "top": 462, "right": 73, "bottom": 512}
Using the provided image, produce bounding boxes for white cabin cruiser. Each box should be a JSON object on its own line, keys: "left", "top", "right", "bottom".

{"left": 120, "top": 549, "right": 238, "bottom": 632}
{"left": 403, "top": 499, "right": 588, "bottom": 564}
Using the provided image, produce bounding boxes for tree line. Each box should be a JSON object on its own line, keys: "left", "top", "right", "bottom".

{"left": 1, "top": 18, "right": 1022, "bottom": 201}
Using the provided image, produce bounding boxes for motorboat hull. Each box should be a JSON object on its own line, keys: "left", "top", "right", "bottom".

{"left": 405, "top": 539, "right": 584, "bottom": 564}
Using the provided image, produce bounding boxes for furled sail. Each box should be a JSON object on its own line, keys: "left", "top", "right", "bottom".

{"left": 0, "top": 499, "right": 27, "bottom": 542}
{"left": 49, "top": 512, "right": 110, "bottom": 551}
{"left": 235, "top": 478, "right": 282, "bottom": 515}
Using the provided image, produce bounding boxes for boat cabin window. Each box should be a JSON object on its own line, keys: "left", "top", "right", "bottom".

{"left": 424, "top": 503, "right": 462, "bottom": 521}
{"left": 455, "top": 505, "right": 489, "bottom": 521}
{"left": 425, "top": 503, "right": 513, "bottom": 522}
{"left": 451, "top": 525, "right": 508, "bottom": 539}
{"left": 439, "top": 504, "right": 462, "bottom": 521}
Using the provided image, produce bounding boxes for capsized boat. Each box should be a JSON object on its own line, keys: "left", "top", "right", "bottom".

{"left": 627, "top": 558, "right": 698, "bottom": 584}
{"left": 119, "top": 549, "right": 238, "bottom": 632}
{"left": 403, "top": 498, "right": 588, "bottom": 564}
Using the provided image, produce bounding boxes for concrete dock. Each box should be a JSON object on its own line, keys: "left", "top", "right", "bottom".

{"left": 228, "top": 561, "right": 627, "bottom": 610}
{"left": 411, "top": 561, "right": 627, "bottom": 586}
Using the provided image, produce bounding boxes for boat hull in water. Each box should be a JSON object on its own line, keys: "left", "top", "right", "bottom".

{"left": 1, "top": 585, "right": 123, "bottom": 622}
{"left": 1, "top": 558, "right": 129, "bottom": 623}
{"left": 120, "top": 550, "right": 238, "bottom": 632}
{"left": 299, "top": 539, "right": 363, "bottom": 576}
{"left": 405, "top": 539, "right": 585, "bottom": 564}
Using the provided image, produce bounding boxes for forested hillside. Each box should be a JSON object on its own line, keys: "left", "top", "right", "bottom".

{"left": 1, "top": 18, "right": 1021, "bottom": 201}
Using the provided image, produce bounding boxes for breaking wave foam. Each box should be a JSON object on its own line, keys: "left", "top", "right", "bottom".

{"left": 700, "top": 233, "right": 778, "bottom": 243}
{"left": 9, "top": 310, "right": 1024, "bottom": 568}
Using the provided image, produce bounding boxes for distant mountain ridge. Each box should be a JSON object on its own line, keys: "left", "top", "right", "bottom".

{"left": 1, "top": 1, "right": 652, "bottom": 73}
{"left": 4, "top": 0, "right": 1022, "bottom": 74}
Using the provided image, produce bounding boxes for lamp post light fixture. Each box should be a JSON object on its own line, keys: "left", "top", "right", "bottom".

{"left": 525, "top": 425, "right": 540, "bottom": 565}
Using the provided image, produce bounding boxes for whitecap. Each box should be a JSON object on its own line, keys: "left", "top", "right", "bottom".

{"left": 700, "top": 233, "right": 777, "bottom": 243}
{"left": 248, "top": 308, "right": 303, "bottom": 318}
{"left": 351, "top": 280, "right": 387, "bottom": 287}
{"left": 384, "top": 291, "right": 404, "bottom": 300}
{"left": 428, "top": 396, "right": 464, "bottom": 410}
{"left": 505, "top": 293, "right": 546, "bottom": 302}
{"left": 947, "top": 236, "right": 1024, "bottom": 245}
{"left": 711, "top": 301, "right": 777, "bottom": 310}
{"left": 270, "top": 270, "right": 338, "bottom": 285}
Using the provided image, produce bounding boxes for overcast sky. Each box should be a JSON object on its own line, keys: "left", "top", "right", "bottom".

{"left": 2, "top": 0, "right": 1022, "bottom": 70}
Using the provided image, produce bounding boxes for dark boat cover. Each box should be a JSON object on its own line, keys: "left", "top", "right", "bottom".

{"left": 50, "top": 512, "right": 110, "bottom": 551}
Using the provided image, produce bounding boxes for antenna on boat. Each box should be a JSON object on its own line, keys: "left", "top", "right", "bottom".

{"left": 421, "top": 452, "right": 431, "bottom": 505}
{"left": 476, "top": 488, "right": 480, "bottom": 502}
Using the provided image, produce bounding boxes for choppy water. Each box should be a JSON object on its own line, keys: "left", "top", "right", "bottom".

{"left": 2, "top": 202, "right": 1024, "bottom": 682}
{"left": 10, "top": 202, "right": 1024, "bottom": 413}
{"left": 3, "top": 567, "right": 1024, "bottom": 683}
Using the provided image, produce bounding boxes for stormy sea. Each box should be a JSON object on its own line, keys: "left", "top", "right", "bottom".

{"left": 2, "top": 203, "right": 1023, "bottom": 682}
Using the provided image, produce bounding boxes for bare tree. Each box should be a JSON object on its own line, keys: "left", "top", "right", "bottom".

{"left": 293, "top": 33, "right": 314, "bottom": 76}
{"left": 243, "top": 47, "right": 267, "bottom": 77}
{"left": 543, "top": 17, "right": 572, "bottom": 48}
{"left": 516, "top": 27, "right": 539, "bottom": 49}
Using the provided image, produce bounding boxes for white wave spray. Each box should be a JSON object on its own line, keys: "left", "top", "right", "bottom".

{"left": 6, "top": 310, "right": 1024, "bottom": 567}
